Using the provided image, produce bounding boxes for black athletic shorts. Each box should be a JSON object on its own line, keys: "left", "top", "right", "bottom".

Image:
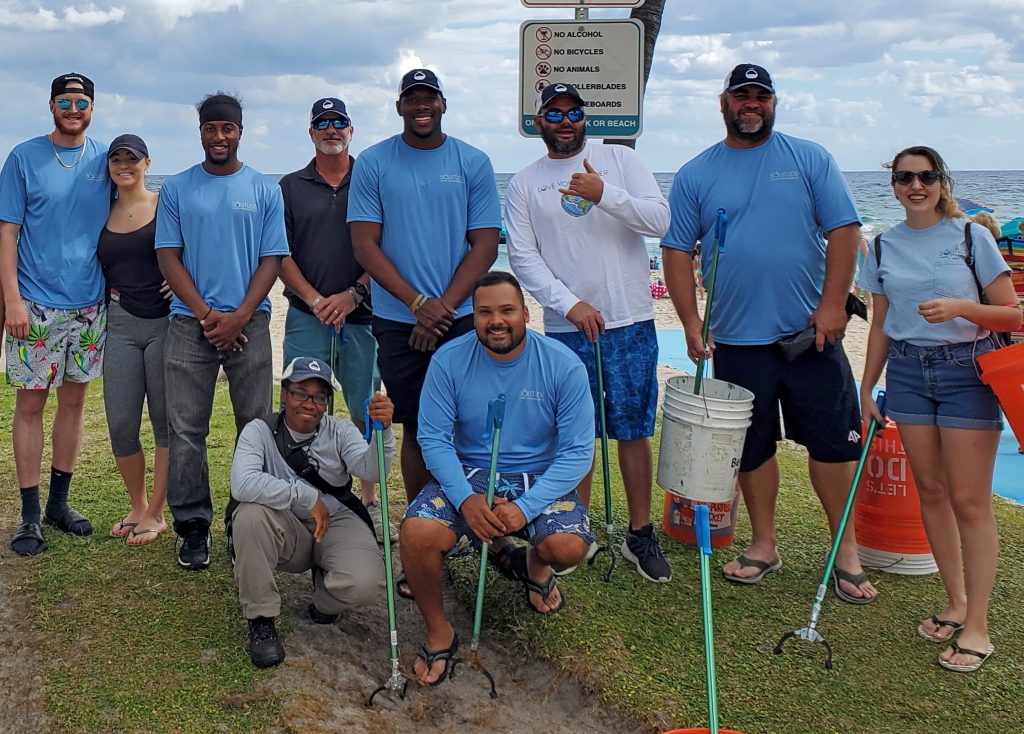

{"left": 713, "top": 340, "right": 863, "bottom": 472}
{"left": 372, "top": 315, "right": 474, "bottom": 425}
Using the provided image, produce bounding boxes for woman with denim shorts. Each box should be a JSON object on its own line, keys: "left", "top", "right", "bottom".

{"left": 98, "top": 134, "right": 170, "bottom": 546}
{"left": 858, "top": 146, "right": 1022, "bottom": 673}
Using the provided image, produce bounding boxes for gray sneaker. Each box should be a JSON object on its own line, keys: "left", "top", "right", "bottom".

{"left": 365, "top": 501, "right": 399, "bottom": 545}
{"left": 621, "top": 524, "right": 672, "bottom": 583}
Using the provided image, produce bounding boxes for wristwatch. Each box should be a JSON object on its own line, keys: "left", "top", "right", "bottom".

{"left": 353, "top": 281, "right": 370, "bottom": 301}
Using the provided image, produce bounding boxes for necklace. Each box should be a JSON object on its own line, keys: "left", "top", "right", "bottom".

{"left": 49, "top": 134, "right": 86, "bottom": 169}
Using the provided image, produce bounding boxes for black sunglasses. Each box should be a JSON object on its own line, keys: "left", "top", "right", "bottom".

{"left": 313, "top": 118, "right": 351, "bottom": 130}
{"left": 542, "top": 107, "right": 585, "bottom": 124}
{"left": 892, "top": 170, "right": 943, "bottom": 186}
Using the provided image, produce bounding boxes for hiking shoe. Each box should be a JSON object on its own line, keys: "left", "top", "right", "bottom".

{"left": 308, "top": 603, "right": 340, "bottom": 625}
{"left": 621, "top": 525, "right": 672, "bottom": 583}
{"left": 247, "top": 617, "right": 285, "bottom": 668}
{"left": 365, "top": 501, "right": 399, "bottom": 545}
{"left": 177, "top": 525, "right": 211, "bottom": 571}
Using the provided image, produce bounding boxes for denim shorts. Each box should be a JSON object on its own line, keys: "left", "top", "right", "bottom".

{"left": 886, "top": 339, "right": 1003, "bottom": 431}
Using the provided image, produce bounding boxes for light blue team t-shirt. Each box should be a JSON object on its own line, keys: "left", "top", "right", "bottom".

{"left": 661, "top": 132, "right": 861, "bottom": 345}
{"left": 857, "top": 218, "right": 1010, "bottom": 346}
{"left": 155, "top": 164, "right": 289, "bottom": 317}
{"left": 0, "top": 135, "right": 109, "bottom": 309}
{"left": 418, "top": 330, "right": 595, "bottom": 522}
{"left": 346, "top": 135, "right": 502, "bottom": 324}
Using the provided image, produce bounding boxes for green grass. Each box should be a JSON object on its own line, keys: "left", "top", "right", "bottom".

{"left": 2, "top": 381, "right": 1022, "bottom": 733}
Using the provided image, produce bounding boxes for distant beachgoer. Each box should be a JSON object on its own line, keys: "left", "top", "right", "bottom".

{"left": 348, "top": 68, "right": 501, "bottom": 513}
{"left": 506, "top": 82, "right": 672, "bottom": 583}
{"left": 970, "top": 211, "right": 1002, "bottom": 241}
{"left": 859, "top": 146, "right": 1021, "bottom": 673}
{"left": 156, "top": 92, "right": 288, "bottom": 571}
{"left": 661, "top": 64, "right": 876, "bottom": 601}
{"left": 1, "top": 73, "right": 109, "bottom": 556}
{"left": 99, "top": 134, "right": 169, "bottom": 546}
{"left": 230, "top": 357, "right": 392, "bottom": 668}
{"left": 401, "top": 272, "right": 594, "bottom": 684}
{"left": 693, "top": 241, "right": 705, "bottom": 300}
{"left": 278, "top": 97, "right": 395, "bottom": 546}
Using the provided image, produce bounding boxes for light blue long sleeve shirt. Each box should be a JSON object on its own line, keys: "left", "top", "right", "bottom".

{"left": 418, "top": 330, "right": 594, "bottom": 522}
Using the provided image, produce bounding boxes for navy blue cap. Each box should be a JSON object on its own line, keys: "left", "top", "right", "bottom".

{"left": 399, "top": 68, "right": 443, "bottom": 96}
{"left": 723, "top": 64, "right": 775, "bottom": 94}
{"left": 310, "top": 97, "right": 349, "bottom": 124}
{"left": 107, "top": 133, "right": 148, "bottom": 160}
{"left": 281, "top": 357, "right": 342, "bottom": 391}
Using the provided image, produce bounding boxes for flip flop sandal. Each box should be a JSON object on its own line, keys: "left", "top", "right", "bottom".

{"left": 10, "top": 521, "right": 47, "bottom": 556}
{"left": 523, "top": 572, "right": 566, "bottom": 614}
{"left": 43, "top": 507, "right": 94, "bottom": 536}
{"left": 831, "top": 566, "right": 875, "bottom": 604}
{"left": 722, "top": 553, "right": 783, "bottom": 584}
{"left": 488, "top": 544, "right": 528, "bottom": 583}
{"left": 938, "top": 641, "right": 994, "bottom": 673}
{"left": 415, "top": 632, "right": 460, "bottom": 686}
{"left": 395, "top": 571, "right": 415, "bottom": 600}
{"left": 918, "top": 615, "right": 964, "bottom": 643}
{"left": 126, "top": 527, "right": 163, "bottom": 546}
{"left": 110, "top": 519, "right": 138, "bottom": 538}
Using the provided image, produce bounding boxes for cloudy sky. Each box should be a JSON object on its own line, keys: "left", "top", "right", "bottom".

{"left": 2, "top": 0, "right": 1022, "bottom": 174}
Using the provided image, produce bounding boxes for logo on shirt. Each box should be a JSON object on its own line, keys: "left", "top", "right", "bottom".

{"left": 560, "top": 194, "right": 593, "bottom": 217}
{"left": 769, "top": 170, "right": 800, "bottom": 181}
{"left": 440, "top": 174, "right": 464, "bottom": 184}
{"left": 939, "top": 245, "right": 967, "bottom": 260}
{"left": 232, "top": 201, "right": 258, "bottom": 211}
{"left": 84, "top": 172, "right": 106, "bottom": 182}
{"left": 519, "top": 388, "right": 545, "bottom": 401}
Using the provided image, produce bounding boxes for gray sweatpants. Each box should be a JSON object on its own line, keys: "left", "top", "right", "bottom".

{"left": 232, "top": 502, "right": 384, "bottom": 619}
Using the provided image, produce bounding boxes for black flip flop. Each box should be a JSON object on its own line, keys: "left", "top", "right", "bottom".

{"left": 488, "top": 544, "right": 529, "bottom": 583}
{"left": 11, "top": 521, "right": 47, "bottom": 556}
{"left": 523, "top": 572, "right": 566, "bottom": 614}
{"left": 832, "top": 566, "right": 874, "bottom": 605}
{"left": 395, "top": 571, "right": 414, "bottom": 600}
{"left": 416, "top": 631, "right": 460, "bottom": 686}
{"left": 43, "top": 507, "right": 94, "bottom": 536}
{"left": 722, "top": 553, "right": 783, "bottom": 584}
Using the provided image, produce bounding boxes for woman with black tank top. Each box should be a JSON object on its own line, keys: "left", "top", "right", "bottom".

{"left": 98, "top": 134, "right": 170, "bottom": 546}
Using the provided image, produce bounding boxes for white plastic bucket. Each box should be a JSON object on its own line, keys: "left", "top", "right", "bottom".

{"left": 657, "top": 376, "right": 754, "bottom": 502}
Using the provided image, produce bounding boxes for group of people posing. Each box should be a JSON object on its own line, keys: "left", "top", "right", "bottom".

{"left": 1, "top": 64, "right": 1018, "bottom": 681}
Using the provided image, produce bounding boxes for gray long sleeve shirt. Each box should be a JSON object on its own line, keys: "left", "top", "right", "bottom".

{"left": 230, "top": 415, "right": 396, "bottom": 520}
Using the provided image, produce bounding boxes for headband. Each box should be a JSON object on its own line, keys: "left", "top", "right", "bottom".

{"left": 199, "top": 102, "right": 242, "bottom": 127}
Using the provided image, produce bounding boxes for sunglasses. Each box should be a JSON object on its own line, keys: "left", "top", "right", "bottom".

{"left": 285, "top": 387, "right": 330, "bottom": 406}
{"left": 313, "top": 118, "right": 351, "bottom": 130}
{"left": 892, "top": 170, "right": 943, "bottom": 186}
{"left": 56, "top": 98, "right": 91, "bottom": 111}
{"left": 542, "top": 107, "right": 585, "bottom": 124}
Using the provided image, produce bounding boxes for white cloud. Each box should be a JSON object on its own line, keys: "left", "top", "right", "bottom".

{"left": 0, "top": 3, "right": 125, "bottom": 31}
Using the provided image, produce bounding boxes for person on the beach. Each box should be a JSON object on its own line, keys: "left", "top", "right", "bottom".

{"left": 229, "top": 357, "right": 393, "bottom": 668}
{"left": 278, "top": 97, "right": 395, "bottom": 546}
{"left": 662, "top": 64, "right": 876, "bottom": 602}
{"left": 0, "top": 73, "right": 109, "bottom": 556}
{"left": 859, "top": 146, "right": 1021, "bottom": 673}
{"left": 505, "top": 82, "right": 672, "bottom": 583}
{"left": 401, "top": 272, "right": 595, "bottom": 685}
{"left": 348, "top": 68, "right": 501, "bottom": 509}
{"left": 156, "top": 93, "right": 288, "bottom": 571}
{"left": 99, "top": 134, "right": 170, "bottom": 546}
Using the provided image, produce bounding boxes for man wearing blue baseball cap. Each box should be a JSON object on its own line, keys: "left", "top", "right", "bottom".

{"left": 229, "top": 356, "right": 395, "bottom": 668}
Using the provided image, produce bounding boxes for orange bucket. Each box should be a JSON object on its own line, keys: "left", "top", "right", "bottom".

{"left": 662, "top": 486, "right": 740, "bottom": 548}
{"left": 854, "top": 419, "right": 936, "bottom": 574}
{"left": 978, "top": 340, "right": 1024, "bottom": 448}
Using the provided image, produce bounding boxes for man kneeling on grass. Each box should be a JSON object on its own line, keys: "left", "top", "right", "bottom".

{"left": 228, "top": 357, "right": 394, "bottom": 668}
{"left": 401, "top": 271, "right": 595, "bottom": 685}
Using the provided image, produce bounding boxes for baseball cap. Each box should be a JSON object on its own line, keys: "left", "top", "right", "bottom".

{"left": 51, "top": 72, "right": 95, "bottom": 100}
{"left": 281, "top": 357, "right": 343, "bottom": 391}
{"left": 310, "top": 97, "right": 350, "bottom": 124}
{"left": 107, "top": 134, "right": 149, "bottom": 160}
{"left": 535, "top": 82, "right": 586, "bottom": 113}
{"left": 723, "top": 64, "right": 775, "bottom": 94}
{"left": 399, "top": 68, "right": 443, "bottom": 96}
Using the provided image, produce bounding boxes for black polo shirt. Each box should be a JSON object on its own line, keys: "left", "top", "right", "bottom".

{"left": 278, "top": 156, "right": 371, "bottom": 324}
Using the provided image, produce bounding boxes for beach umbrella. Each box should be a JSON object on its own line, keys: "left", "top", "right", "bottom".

{"left": 957, "top": 198, "right": 994, "bottom": 216}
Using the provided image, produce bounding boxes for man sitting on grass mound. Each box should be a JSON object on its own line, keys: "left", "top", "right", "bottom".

{"left": 228, "top": 357, "right": 394, "bottom": 668}
{"left": 401, "top": 271, "right": 596, "bottom": 685}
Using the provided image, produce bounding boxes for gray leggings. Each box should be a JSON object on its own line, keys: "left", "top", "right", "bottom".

{"left": 102, "top": 301, "right": 169, "bottom": 456}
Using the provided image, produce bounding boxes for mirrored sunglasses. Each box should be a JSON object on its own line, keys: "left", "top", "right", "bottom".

{"left": 56, "top": 98, "right": 91, "bottom": 111}
{"left": 313, "top": 118, "right": 351, "bottom": 130}
{"left": 543, "top": 107, "right": 585, "bottom": 124}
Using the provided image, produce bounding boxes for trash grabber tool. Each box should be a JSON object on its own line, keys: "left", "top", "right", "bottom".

{"left": 455, "top": 394, "right": 505, "bottom": 698}
{"left": 694, "top": 209, "right": 727, "bottom": 396}
{"left": 364, "top": 396, "right": 410, "bottom": 705}
{"left": 696, "top": 504, "right": 720, "bottom": 733}
{"left": 327, "top": 326, "right": 338, "bottom": 415}
{"left": 587, "top": 338, "right": 618, "bottom": 581}
{"left": 774, "top": 391, "right": 887, "bottom": 670}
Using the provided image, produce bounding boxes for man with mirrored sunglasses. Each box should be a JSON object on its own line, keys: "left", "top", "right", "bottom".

{"left": 278, "top": 98, "right": 393, "bottom": 545}
{"left": 662, "top": 64, "right": 875, "bottom": 602}
{"left": 1, "top": 73, "right": 110, "bottom": 556}
{"left": 229, "top": 356, "right": 394, "bottom": 667}
{"left": 505, "top": 82, "right": 672, "bottom": 583}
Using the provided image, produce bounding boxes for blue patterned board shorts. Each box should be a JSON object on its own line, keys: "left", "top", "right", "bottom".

{"left": 547, "top": 319, "right": 658, "bottom": 440}
{"left": 405, "top": 466, "right": 595, "bottom": 555}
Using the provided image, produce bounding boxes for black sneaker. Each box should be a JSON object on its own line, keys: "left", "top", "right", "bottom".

{"left": 177, "top": 525, "right": 211, "bottom": 571}
{"left": 308, "top": 603, "right": 340, "bottom": 625}
{"left": 247, "top": 617, "right": 285, "bottom": 668}
{"left": 621, "top": 524, "right": 672, "bottom": 583}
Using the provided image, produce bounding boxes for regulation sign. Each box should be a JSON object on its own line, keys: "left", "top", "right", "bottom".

{"left": 519, "top": 19, "right": 644, "bottom": 139}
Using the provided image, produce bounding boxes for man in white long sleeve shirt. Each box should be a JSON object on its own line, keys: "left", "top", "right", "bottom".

{"left": 229, "top": 356, "right": 395, "bottom": 668}
{"left": 505, "top": 82, "right": 673, "bottom": 583}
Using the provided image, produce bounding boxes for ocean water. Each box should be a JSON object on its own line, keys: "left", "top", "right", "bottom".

{"left": 148, "top": 169, "right": 1024, "bottom": 270}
